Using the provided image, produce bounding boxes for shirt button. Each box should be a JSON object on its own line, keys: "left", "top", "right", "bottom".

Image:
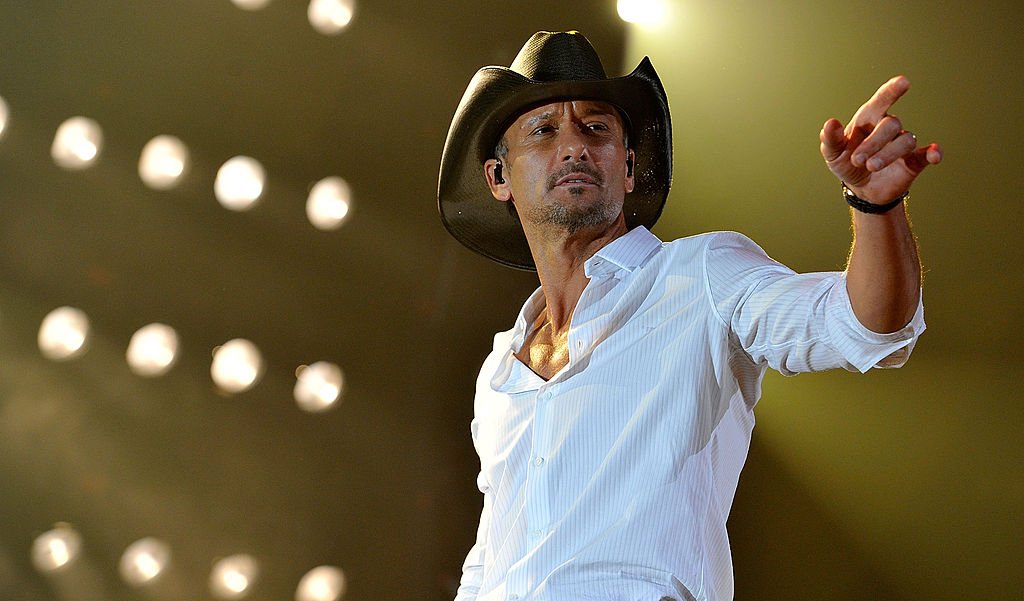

{"left": 530, "top": 529, "right": 545, "bottom": 538}
{"left": 509, "top": 595, "right": 519, "bottom": 601}
{"left": 576, "top": 340, "right": 584, "bottom": 351}
{"left": 533, "top": 456, "right": 545, "bottom": 466}
{"left": 540, "top": 391, "right": 551, "bottom": 402}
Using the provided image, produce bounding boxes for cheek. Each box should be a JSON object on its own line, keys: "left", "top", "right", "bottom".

{"left": 510, "top": 158, "right": 547, "bottom": 190}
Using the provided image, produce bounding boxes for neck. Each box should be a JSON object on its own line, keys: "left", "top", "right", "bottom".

{"left": 525, "top": 213, "right": 628, "bottom": 332}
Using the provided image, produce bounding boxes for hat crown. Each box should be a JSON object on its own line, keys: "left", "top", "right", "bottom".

{"left": 509, "top": 31, "right": 608, "bottom": 82}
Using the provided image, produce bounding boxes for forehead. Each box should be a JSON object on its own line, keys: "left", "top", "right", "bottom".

{"left": 507, "top": 100, "right": 625, "bottom": 132}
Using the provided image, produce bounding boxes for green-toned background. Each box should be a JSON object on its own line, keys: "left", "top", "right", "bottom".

{"left": 0, "top": 1, "right": 1019, "bottom": 599}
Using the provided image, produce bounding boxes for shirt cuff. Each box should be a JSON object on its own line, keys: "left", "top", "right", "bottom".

{"left": 824, "top": 273, "right": 926, "bottom": 373}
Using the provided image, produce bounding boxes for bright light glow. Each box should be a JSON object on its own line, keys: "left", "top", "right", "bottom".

{"left": 126, "top": 323, "right": 179, "bottom": 377}
{"left": 295, "top": 565, "right": 346, "bottom": 601}
{"left": 215, "top": 156, "right": 265, "bottom": 211}
{"left": 119, "top": 537, "right": 171, "bottom": 586}
{"left": 231, "top": 0, "right": 271, "bottom": 9}
{"left": 31, "top": 525, "right": 82, "bottom": 572}
{"left": 139, "top": 135, "right": 190, "bottom": 190}
{"left": 307, "top": 0, "right": 354, "bottom": 35}
{"left": 294, "top": 362, "right": 344, "bottom": 413}
{"left": 617, "top": 0, "right": 670, "bottom": 25}
{"left": 210, "top": 554, "right": 260, "bottom": 599}
{"left": 38, "top": 306, "right": 90, "bottom": 361}
{"left": 211, "top": 339, "right": 264, "bottom": 393}
{"left": 0, "top": 95, "right": 9, "bottom": 140}
{"left": 51, "top": 116, "right": 103, "bottom": 170}
{"left": 306, "top": 176, "right": 352, "bottom": 230}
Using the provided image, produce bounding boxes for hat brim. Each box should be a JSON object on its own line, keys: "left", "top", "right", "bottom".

{"left": 438, "top": 57, "right": 672, "bottom": 271}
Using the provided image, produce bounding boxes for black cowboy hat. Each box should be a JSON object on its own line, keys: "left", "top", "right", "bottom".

{"left": 437, "top": 30, "right": 672, "bottom": 271}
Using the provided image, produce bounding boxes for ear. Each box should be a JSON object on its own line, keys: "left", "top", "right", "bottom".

{"left": 624, "top": 149, "right": 635, "bottom": 194}
{"left": 484, "top": 159, "right": 512, "bottom": 201}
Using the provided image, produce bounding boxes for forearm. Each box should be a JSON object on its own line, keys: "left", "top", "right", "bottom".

{"left": 845, "top": 203, "right": 921, "bottom": 333}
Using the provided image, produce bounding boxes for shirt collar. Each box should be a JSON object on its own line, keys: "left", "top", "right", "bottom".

{"left": 584, "top": 225, "right": 663, "bottom": 278}
{"left": 509, "top": 226, "right": 663, "bottom": 343}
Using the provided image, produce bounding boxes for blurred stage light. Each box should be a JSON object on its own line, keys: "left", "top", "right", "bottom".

{"left": 51, "top": 116, "right": 103, "bottom": 170}
{"left": 31, "top": 524, "right": 82, "bottom": 573}
{"left": 127, "top": 323, "right": 180, "bottom": 377}
{"left": 616, "top": 0, "right": 670, "bottom": 25}
{"left": 231, "top": 0, "right": 271, "bottom": 9}
{"left": 0, "top": 95, "right": 8, "bottom": 139}
{"left": 211, "top": 338, "right": 264, "bottom": 393}
{"left": 294, "top": 361, "right": 344, "bottom": 413}
{"left": 307, "top": 0, "right": 354, "bottom": 35}
{"left": 38, "top": 306, "right": 90, "bottom": 361}
{"left": 215, "top": 156, "right": 265, "bottom": 211}
{"left": 210, "top": 554, "right": 260, "bottom": 599}
{"left": 139, "top": 135, "right": 190, "bottom": 190}
{"left": 119, "top": 537, "right": 171, "bottom": 586}
{"left": 296, "top": 565, "right": 346, "bottom": 601}
{"left": 306, "top": 176, "right": 352, "bottom": 231}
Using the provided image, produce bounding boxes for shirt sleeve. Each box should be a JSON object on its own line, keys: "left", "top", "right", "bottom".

{"left": 454, "top": 422, "right": 492, "bottom": 601}
{"left": 703, "top": 231, "right": 925, "bottom": 375}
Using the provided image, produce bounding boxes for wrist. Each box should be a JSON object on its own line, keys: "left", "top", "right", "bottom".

{"left": 842, "top": 183, "right": 909, "bottom": 214}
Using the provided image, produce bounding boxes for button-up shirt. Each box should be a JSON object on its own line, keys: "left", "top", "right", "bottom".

{"left": 456, "top": 226, "right": 925, "bottom": 601}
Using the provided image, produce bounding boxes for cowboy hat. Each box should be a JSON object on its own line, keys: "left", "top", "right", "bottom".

{"left": 437, "top": 30, "right": 672, "bottom": 271}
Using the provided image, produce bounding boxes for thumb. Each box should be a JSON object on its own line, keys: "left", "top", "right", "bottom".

{"left": 819, "top": 118, "right": 847, "bottom": 162}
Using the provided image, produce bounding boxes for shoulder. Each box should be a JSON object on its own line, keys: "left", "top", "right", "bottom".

{"left": 656, "top": 230, "right": 770, "bottom": 269}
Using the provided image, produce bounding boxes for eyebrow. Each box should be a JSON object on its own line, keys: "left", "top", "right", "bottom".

{"left": 523, "top": 112, "right": 555, "bottom": 129}
{"left": 522, "top": 106, "right": 616, "bottom": 130}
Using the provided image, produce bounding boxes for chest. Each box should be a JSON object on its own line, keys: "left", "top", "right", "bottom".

{"left": 514, "top": 325, "right": 569, "bottom": 381}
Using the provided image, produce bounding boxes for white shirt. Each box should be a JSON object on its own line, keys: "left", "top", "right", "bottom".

{"left": 456, "top": 226, "right": 924, "bottom": 601}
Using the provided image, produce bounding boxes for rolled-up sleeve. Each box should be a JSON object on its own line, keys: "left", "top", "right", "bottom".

{"left": 823, "top": 270, "right": 924, "bottom": 372}
{"left": 705, "top": 231, "right": 925, "bottom": 375}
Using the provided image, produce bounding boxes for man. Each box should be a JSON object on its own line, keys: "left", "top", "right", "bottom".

{"left": 437, "top": 31, "right": 941, "bottom": 601}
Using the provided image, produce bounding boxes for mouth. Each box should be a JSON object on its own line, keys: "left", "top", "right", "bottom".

{"left": 555, "top": 173, "right": 598, "bottom": 187}
{"left": 550, "top": 164, "right": 603, "bottom": 190}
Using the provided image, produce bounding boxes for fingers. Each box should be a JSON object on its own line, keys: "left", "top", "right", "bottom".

{"left": 851, "top": 115, "right": 906, "bottom": 170}
{"left": 851, "top": 75, "right": 911, "bottom": 126}
{"left": 819, "top": 118, "right": 847, "bottom": 162}
{"left": 904, "top": 142, "right": 944, "bottom": 175}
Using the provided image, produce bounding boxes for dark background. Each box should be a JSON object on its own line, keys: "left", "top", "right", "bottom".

{"left": 0, "top": 1, "right": 1020, "bottom": 600}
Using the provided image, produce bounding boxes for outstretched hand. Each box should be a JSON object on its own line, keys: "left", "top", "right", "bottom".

{"left": 820, "top": 75, "right": 942, "bottom": 204}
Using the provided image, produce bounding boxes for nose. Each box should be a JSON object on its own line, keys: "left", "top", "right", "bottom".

{"left": 558, "top": 124, "right": 590, "bottom": 162}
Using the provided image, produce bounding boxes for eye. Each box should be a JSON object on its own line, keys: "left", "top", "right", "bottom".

{"left": 586, "top": 122, "right": 610, "bottom": 132}
{"left": 531, "top": 125, "right": 555, "bottom": 136}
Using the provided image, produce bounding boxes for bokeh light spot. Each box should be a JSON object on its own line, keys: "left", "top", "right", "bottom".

{"left": 617, "top": 0, "right": 670, "bottom": 25}
{"left": 210, "top": 554, "right": 260, "bottom": 599}
{"left": 119, "top": 537, "right": 171, "bottom": 586}
{"left": 215, "top": 156, "right": 265, "bottom": 211}
{"left": 139, "top": 135, "right": 190, "bottom": 190}
{"left": 294, "top": 361, "right": 345, "bottom": 413}
{"left": 307, "top": 0, "right": 354, "bottom": 35}
{"left": 38, "top": 306, "right": 90, "bottom": 361}
{"left": 211, "top": 338, "right": 264, "bottom": 393}
{"left": 51, "top": 116, "right": 103, "bottom": 170}
{"left": 127, "top": 323, "right": 180, "bottom": 377}
{"left": 31, "top": 524, "right": 82, "bottom": 573}
{"left": 296, "top": 565, "right": 347, "bottom": 601}
{"left": 306, "top": 176, "right": 352, "bottom": 231}
{"left": 0, "top": 95, "right": 9, "bottom": 140}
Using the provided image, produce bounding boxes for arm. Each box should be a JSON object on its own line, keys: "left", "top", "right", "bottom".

{"left": 820, "top": 76, "right": 942, "bottom": 333}
{"left": 454, "top": 481, "right": 490, "bottom": 601}
{"left": 706, "top": 231, "right": 924, "bottom": 375}
{"left": 454, "top": 419, "right": 492, "bottom": 601}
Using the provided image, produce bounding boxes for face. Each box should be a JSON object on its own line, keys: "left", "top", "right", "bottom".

{"left": 485, "top": 100, "right": 634, "bottom": 236}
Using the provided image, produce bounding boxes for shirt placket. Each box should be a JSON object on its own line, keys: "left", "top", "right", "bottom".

{"left": 503, "top": 384, "right": 552, "bottom": 601}
{"left": 501, "top": 271, "right": 619, "bottom": 601}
